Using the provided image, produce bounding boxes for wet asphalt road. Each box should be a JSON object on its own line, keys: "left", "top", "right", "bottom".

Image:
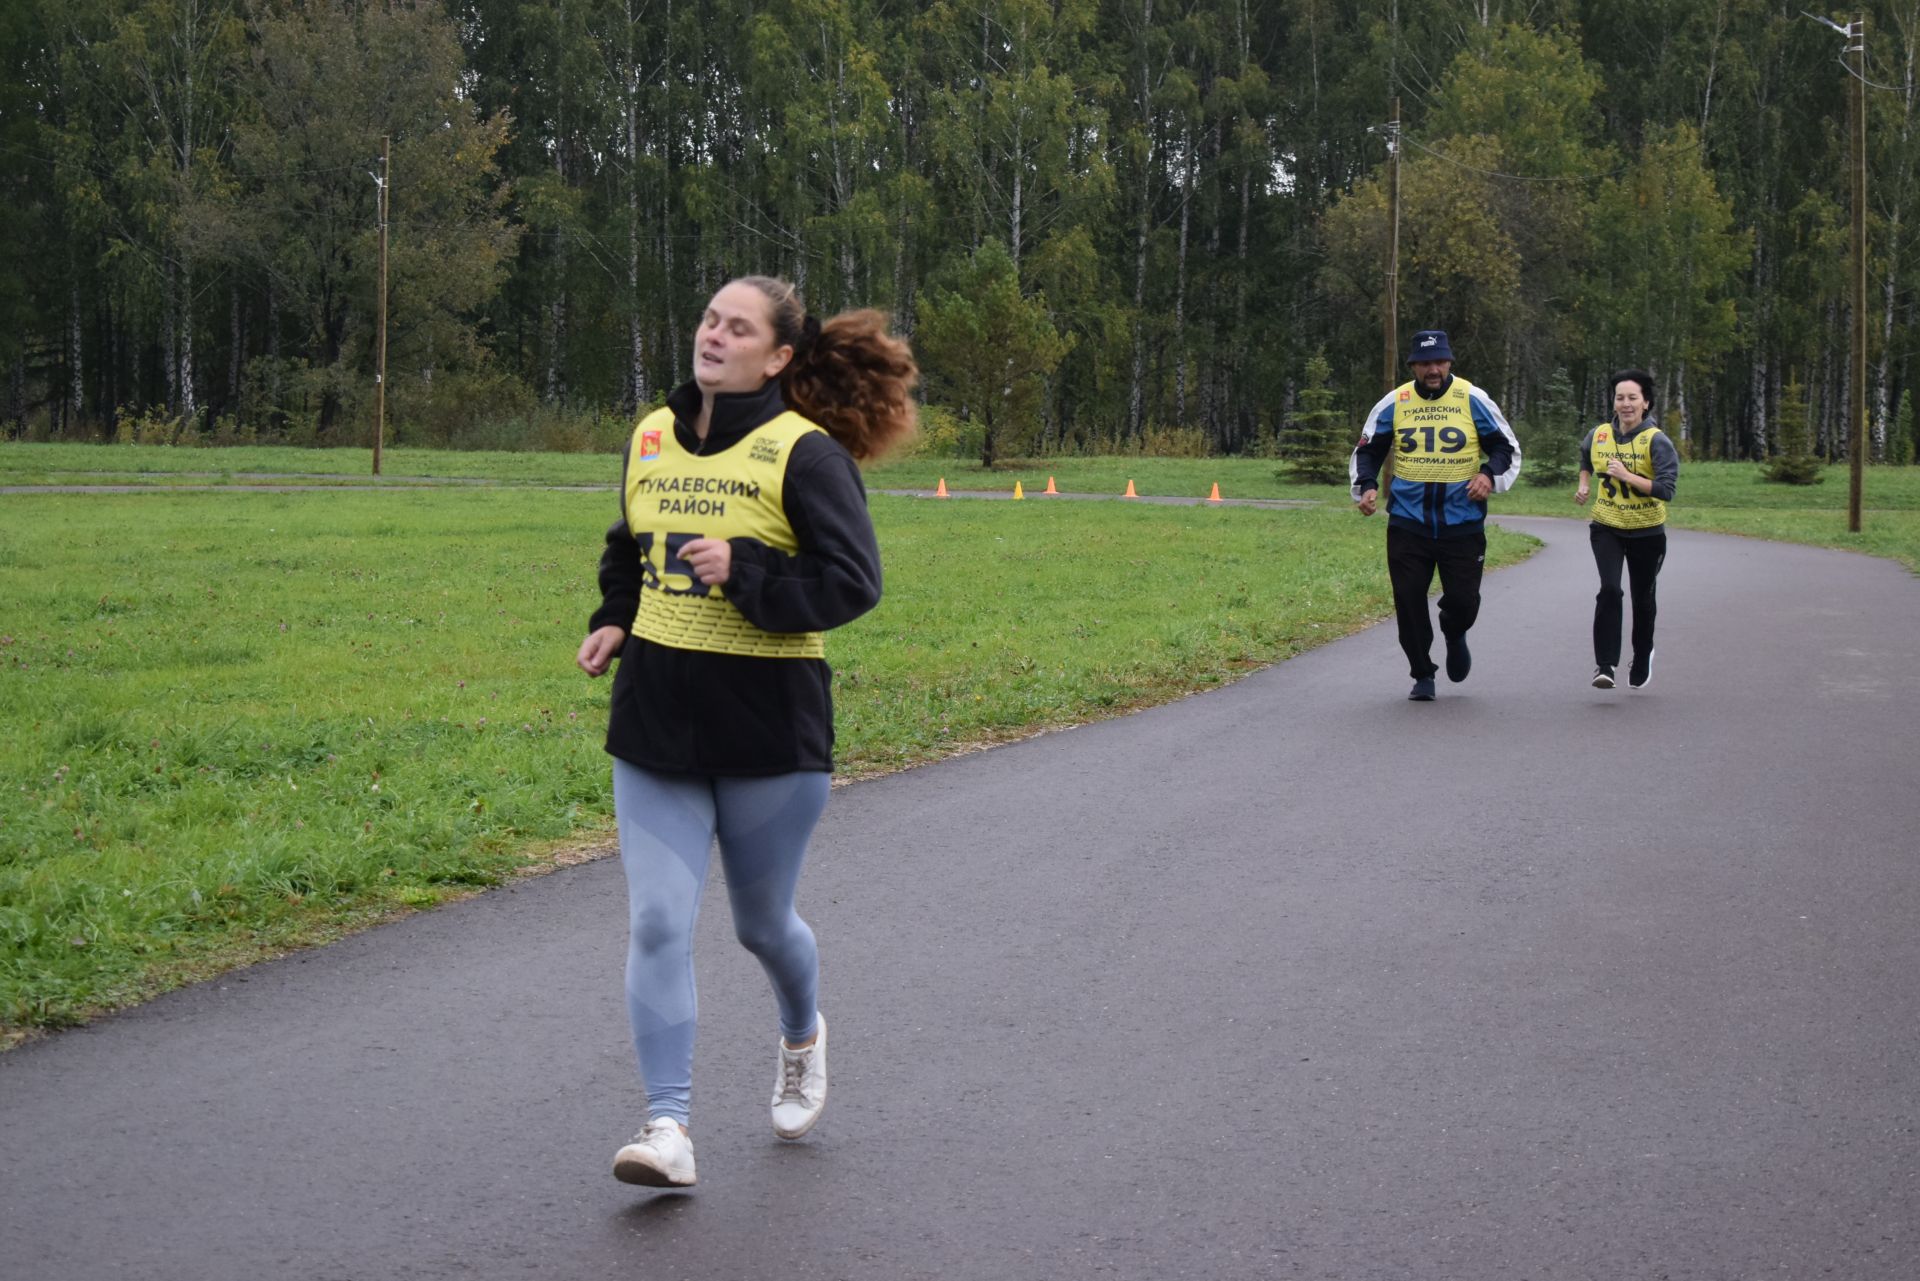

{"left": 4, "top": 516, "right": 1918, "bottom": 1280}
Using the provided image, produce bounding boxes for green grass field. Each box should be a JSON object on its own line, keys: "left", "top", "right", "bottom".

{"left": 8, "top": 443, "right": 1917, "bottom": 571}
{"left": 4, "top": 440, "right": 1916, "bottom": 1038}
{"left": 0, "top": 441, "right": 620, "bottom": 486}
{"left": 0, "top": 470, "right": 1536, "bottom": 1035}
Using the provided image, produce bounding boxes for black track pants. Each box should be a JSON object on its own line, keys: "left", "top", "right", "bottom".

{"left": 1589, "top": 524, "right": 1666, "bottom": 668}
{"left": 1385, "top": 524, "right": 1486, "bottom": 680}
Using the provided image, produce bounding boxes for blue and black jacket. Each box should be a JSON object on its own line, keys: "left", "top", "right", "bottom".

{"left": 1348, "top": 375, "right": 1522, "bottom": 537}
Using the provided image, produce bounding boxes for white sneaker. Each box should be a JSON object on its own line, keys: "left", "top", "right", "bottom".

{"left": 613, "top": 1117, "right": 696, "bottom": 1187}
{"left": 770, "top": 1012, "right": 828, "bottom": 1140}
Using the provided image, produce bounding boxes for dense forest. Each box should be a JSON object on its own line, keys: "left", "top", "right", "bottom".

{"left": 3, "top": 0, "right": 1920, "bottom": 463}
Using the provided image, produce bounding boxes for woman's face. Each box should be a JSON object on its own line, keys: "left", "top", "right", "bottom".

{"left": 1613, "top": 381, "right": 1648, "bottom": 428}
{"left": 693, "top": 282, "right": 794, "bottom": 396}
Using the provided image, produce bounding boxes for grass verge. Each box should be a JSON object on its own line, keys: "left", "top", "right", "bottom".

{"left": 1496, "top": 461, "right": 1920, "bottom": 571}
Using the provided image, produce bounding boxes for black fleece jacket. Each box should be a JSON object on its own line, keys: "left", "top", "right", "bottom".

{"left": 589, "top": 380, "right": 882, "bottom": 775}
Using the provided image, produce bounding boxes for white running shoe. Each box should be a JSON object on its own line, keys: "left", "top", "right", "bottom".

{"left": 613, "top": 1117, "right": 696, "bottom": 1187}
{"left": 770, "top": 1012, "right": 828, "bottom": 1140}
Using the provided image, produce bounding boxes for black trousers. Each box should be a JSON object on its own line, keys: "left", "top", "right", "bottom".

{"left": 1386, "top": 524, "right": 1485, "bottom": 680}
{"left": 1589, "top": 523, "right": 1666, "bottom": 668}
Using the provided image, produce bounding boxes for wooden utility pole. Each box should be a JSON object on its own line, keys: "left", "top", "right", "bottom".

{"left": 374, "top": 135, "right": 390, "bottom": 477}
{"left": 1383, "top": 97, "right": 1401, "bottom": 392}
{"left": 1848, "top": 17, "right": 1866, "bottom": 532}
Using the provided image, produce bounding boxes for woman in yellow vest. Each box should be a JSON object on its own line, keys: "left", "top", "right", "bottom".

{"left": 577, "top": 276, "right": 916, "bottom": 1188}
{"left": 1574, "top": 369, "right": 1679, "bottom": 690}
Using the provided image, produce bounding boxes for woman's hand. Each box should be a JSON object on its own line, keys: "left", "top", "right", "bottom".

{"left": 1604, "top": 458, "right": 1647, "bottom": 494}
{"left": 1574, "top": 475, "right": 1590, "bottom": 506}
{"left": 679, "top": 537, "right": 733, "bottom": 586}
{"left": 577, "top": 625, "right": 627, "bottom": 676}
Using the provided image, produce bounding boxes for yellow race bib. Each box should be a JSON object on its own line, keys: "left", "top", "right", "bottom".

{"left": 1390, "top": 378, "right": 1483, "bottom": 482}
{"left": 622, "top": 409, "right": 827, "bottom": 658}
{"left": 1590, "top": 424, "right": 1667, "bottom": 530}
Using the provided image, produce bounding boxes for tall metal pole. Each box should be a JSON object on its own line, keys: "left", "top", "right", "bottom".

{"left": 374, "top": 135, "right": 390, "bottom": 477}
{"left": 1383, "top": 96, "right": 1401, "bottom": 393}
{"left": 1848, "top": 17, "right": 1866, "bottom": 532}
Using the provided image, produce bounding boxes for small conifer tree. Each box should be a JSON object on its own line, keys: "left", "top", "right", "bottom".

{"left": 1519, "top": 367, "right": 1579, "bottom": 487}
{"left": 1282, "top": 349, "right": 1352, "bottom": 485}
{"left": 1762, "top": 376, "right": 1825, "bottom": 485}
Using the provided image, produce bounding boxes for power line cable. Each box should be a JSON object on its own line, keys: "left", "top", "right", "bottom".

{"left": 1838, "top": 55, "right": 1903, "bottom": 95}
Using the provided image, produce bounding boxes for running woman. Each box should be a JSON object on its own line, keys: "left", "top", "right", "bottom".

{"left": 1574, "top": 368, "right": 1679, "bottom": 690}
{"left": 577, "top": 276, "right": 916, "bottom": 1188}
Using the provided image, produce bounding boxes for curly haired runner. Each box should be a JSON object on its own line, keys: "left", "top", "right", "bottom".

{"left": 577, "top": 277, "right": 916, "bottom": 1189}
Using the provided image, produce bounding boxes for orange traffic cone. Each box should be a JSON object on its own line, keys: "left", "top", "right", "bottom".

{"left": 935, "top": 477, "right": 949, "bottom": 498}
{"left": 1207, "top": 482, "right": 1222, "bottom": 503}
{"left": 1124, "top": 479, "right": 1138, "bottom": 498}
{"left": 1013, "top": 481, "right": 1025, "bottom": 500}
{"left": 1044, "top": 475, "right": 1059, "bottom": 495}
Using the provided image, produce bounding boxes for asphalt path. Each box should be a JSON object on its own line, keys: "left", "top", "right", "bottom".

{"left": 4, "top": 516, "right": 1918, "bottom": 1280}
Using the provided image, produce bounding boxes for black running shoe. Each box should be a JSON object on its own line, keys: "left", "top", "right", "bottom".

{"left": 1408, "top": 677, "right": 1436, "bottom": 701}
{"left": 1629, "top": 649, "right": 1654, "bottom": 689}
{"left": 1591, "top": 665, "right": 1616, "bottom": 689}
{"left": 1444, "top": 634, "right": 1471, "bottom": 683}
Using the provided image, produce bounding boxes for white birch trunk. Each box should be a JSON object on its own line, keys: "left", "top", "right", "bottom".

{"left": 69, "top": 283, "right": 84, "bottom": 423}
{"left": 546, "top": 125, "right": 567, "bottom": 404}
{"left": 1011, "top": 119, "right": 1024, "bottom": 271}
{"left": 663, "top": 0, "right": 682, "bottom": 387}
{"left": 1873, "top": 16, "right": 1919, "bottom": 460}
{"left": 824, "top": 28, "right": 856, "bottom": 299}
{"left": 1201, "top": 119, "right": 1222, "bottom": 445}
{"left": 1674, "top": 361, "right": 1689, "bottom": 452}
{"left": 1749, "top": 236, "right": 1769, "bottom": 456}
{"left": 1174, "top": 126, "right": 1191, "bottom": 428}
{"left": 625, "top": 0, "right": 648, "bottom": 410}
{"left": 1699, "top": 0, "right": 1729, "bottom": 134}
{"left": 1128, "top": 0, "right": 1156, "bottom": 441}
{"left": 177, "top": 3, "right": 197, "bottom": 424}
{"left": 163, "top": 257, "right": 179, "bottom": 416}
{"left": 178, "top": 257, "right": 196, "bottom": 423}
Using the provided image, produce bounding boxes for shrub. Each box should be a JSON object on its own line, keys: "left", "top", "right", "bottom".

{"left": 112, "top": 406, "right": 194, "bottom": 446}
{"left": 206, "top": 414, "right": 259, "bottom": 447}
{"left": 1138, "top": 424, "right": 1211, "bottom": 458}
{"left": 898, "top": 404, "right": 978, "bottom": 460}
{"left": 1247, "top": 418, "right": 1282, "bottom": 460}
{"left": 390, "top": 368, "right": 537, "bottom": 448}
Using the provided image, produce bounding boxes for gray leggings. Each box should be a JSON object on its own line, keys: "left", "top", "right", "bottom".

{"left": 612, "top": 759, "right": 829, "bottom": 1127}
